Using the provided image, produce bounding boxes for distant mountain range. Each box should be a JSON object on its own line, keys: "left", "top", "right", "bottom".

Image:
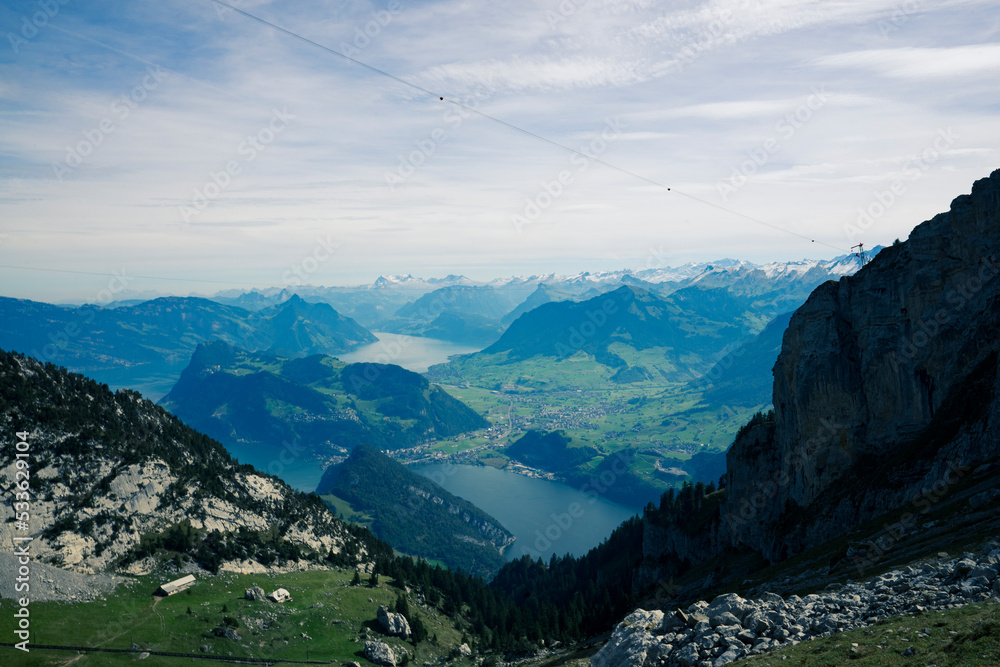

{"left": 440, "top": 284, "right": 765, "bottom": 384}
{"left": 159, "top": 342, "right": 488, "bottom": 489}
{"left": 0, "top": 294, "right": 375, "bottom": 400}
{"left": 380, "top": 285, "right": 517, "bottom": 345}
{"left": 0, "top": 248, "right": 877, "bottom": 509}
{"left": 7, "top": 170, "right": 1000, "bottom": 667}
{"left": 2, "top": 250, "right": 873, "bottom": 402}
{"left": 198, "top": 249, "right": 878, "bottom": 341}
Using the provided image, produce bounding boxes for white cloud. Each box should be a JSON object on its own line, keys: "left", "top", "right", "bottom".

{"left": 815, "top": 44, "right": 1000, "bottom": 79}
{"left": 1, "top": 0, "right": 999, "bottom": 300}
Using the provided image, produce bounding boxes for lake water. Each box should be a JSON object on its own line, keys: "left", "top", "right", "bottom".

{"left": 336, "top": 332, "right": 481, "bottom": 373}
{"left": 413, "top": 463, "right": 638, "bottom": 562}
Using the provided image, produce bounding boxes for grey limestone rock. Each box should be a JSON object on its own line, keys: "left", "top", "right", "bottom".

{"left": 377, "top": 605, "right": 411, "bottom": 638}
{"left": 364, "top": 640, "right": 397, "bottom": 667}
{"left": 244, "top": 585, "right": 267, "bottom": 602}
{"left": 593, "top": 541, "right": 1000, "bottom": 666}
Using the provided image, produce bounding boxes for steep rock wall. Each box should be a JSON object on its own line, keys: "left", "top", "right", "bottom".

{"left": 724, "top": 170, "right": 1000, "bottom": 560}
{"left": 639, "top": 170, "right": 1000, "bottom": 587}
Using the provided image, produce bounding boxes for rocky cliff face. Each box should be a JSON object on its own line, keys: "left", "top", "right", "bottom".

{"left": 726, "top": 169, "right": 1000, "bottom": 560}
{"left": 407, "top": 485, "right": 516, "bottom": 551}
{"left": 638, "top": 169, "right": 1000, "bottom": 588}
{"left": 0, "top": 350, "right": 360, "bottom": 576}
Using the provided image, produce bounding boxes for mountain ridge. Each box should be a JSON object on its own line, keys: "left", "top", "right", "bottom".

{"left": 0, "top": 294, "right": 376, "bottom": 400}
{"left": 316, "top": 444, "right": 514, "bottom": 579}
{"left": 0, "top": 347, "right": 357, "bottom": 575}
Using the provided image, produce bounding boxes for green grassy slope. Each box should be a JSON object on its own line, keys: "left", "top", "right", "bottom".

{"left": 0, "top": 568, "right": 478, "bottom": 666}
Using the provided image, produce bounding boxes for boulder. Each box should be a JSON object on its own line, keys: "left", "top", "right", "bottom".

{"left": 590, "top": 610, "right": 671, "bottom": 667}
{"left": 706, "top": 593, "right": 750, "bottom": 622}
{"left": 244, "top": 585, "right": 266, "bottom": 602}
{"left": 756, "top": 591, "right": 785, "bottom": 607}
{"left": 955, "top": 559, "right": 977, "bottom": 576}
{"left": 364, "top": 640, "right": 396, "bottom": 667}
{"left": 599, "top": 540, "right": 1000, "bottom": 666}
{"left": 377, "top": 605, "right": 411, "bottom": 638}
{"left": 967, "top": 564, "right": 998, "bottom": 581}
{"left": 457, "top": 643, "right": 472, "bottom": 657}
{"left": 709, "top": 611, "right": 742, "bottom": 628}
{"left": 687, "top": 612, "right": 709, "bottom": 628}
{"left": 714, "top": 646, "right": 745, "bottom": 665}
{"left": 673, "top": 643, "right": 702, "bottom": 667}
{"left": 212, "top": 627, "right": 241, "bottom": 641}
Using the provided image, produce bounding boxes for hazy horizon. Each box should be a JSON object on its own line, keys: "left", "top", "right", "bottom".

{"left": 2, "top": 246, "right": 874, "bottom": 304}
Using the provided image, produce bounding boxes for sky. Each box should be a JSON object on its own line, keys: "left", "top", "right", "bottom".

{"left": 1, "top": 0, "right": 998, "bottom": 302}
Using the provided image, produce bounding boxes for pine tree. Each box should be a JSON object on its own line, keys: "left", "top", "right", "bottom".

{"left": 352, "top": 570, "right": 362, "bottom": 586}
{"left": 394, "top": 593, "right": 410, "bottom": 617}
{"left": 411, "top": 613, "right": 428, "bottom": 644}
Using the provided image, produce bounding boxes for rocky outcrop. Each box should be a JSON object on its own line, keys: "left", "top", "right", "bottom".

{"left": 0, "top": 349, "right": 360, "bottom": 579}
{"left": 598, "top": 540, "right": 1000, "bottom": 666}
{"left": 377, "top": 604, "right": 411, "bottom": 638}
{"left": 244, "top": 586, "right": 267, "bottom": 601}
{"left": 727, "top": 170, "right": 1000, "bottom": 560}
{"left": 638, "top": 170, "right": 1000, "bottom": 589}
{"left": 364, "top": 639, "right": 397, "bottom": 667}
